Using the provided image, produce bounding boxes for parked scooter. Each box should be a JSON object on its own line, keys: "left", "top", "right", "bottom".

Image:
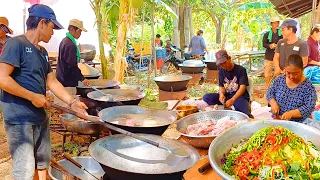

{"left": 160, "top": 45, "right": 184, "bottom": 73}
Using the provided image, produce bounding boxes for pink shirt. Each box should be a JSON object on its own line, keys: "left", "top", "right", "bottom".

{"left": 306, "top": 36, "right": 320, "bottom": 66}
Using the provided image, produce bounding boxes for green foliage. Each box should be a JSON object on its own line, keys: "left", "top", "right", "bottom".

{"left": 64, "top": 142, "right": 81, "bottom": 156}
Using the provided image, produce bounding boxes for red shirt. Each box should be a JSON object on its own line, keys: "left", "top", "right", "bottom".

{"left": 306, "top": 36, "right": 320, "bottom": 66}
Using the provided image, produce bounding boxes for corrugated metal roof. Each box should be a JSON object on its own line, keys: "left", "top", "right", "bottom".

{"left": 269, "top": 0, "right": 319, "bottom": 18}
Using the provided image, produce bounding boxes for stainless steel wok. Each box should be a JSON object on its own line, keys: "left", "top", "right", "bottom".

{"left": 98, "top": 105, "right": 177, "bottom": 135}
{"left": 87, "top": 89, "right": 145, "bottom": 103}
{"left": 59, "top": 114, "right": 104, "bottom": 135}
{"left": 176, "top": 110, "right": 249, "bottom": 148}
{"left": 89, "top": 134, "right": 200, "bottom": 180}
{"left": 153, "top": 75, "right": 192, "bottom": 92}
{"left": 77, "top": 79, "right": 120, "bottom": 98}
{"left": 179, "top": 60, "right": 206, "bottom": 74}
{"left": 49, "top": 156, "right": 105, "bottom": 180}
{"left": 209, "top": 120, "right": 320, "bottom": 180}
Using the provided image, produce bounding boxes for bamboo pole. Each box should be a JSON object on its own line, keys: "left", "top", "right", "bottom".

{"left": 150, "top": 5, "right": 157, "bottom": 77}
{"left": 138, "top": 7, "right": 145, "bottom": 86}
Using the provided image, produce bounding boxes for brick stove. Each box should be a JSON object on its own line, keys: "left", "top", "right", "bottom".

{"left": 158, "top": 89, "right": 188, "bottom": 101}
{"left": 182, "top": 73, "right": 203, "bottom": 86}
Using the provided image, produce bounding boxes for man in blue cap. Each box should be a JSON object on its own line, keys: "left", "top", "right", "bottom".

{"left": 0, "top": 4, "right": 88, "bottom": 180}
{"left": 273, "top": 19, "right": 309, "bottom": 76}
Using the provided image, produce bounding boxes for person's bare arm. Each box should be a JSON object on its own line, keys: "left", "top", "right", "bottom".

{"left": 47, "top": 72, "right": 88, "bottom": 114}
{"left": 308, "top": 60, "right": 320, "bottom": 66}
{"left": 301, "top": 56, "right": 309, "bottom": 67}
{"left": 273, "top": 52, "right": 281, "bottom": 75}
{"left": 0, "top": 63, "right": 49, "bottom": 107}
{"left": 231, "top": 85, "right": 246, "bottom": 101}
{"left": 46, "top": 72, "right": 74, "bottom": 105}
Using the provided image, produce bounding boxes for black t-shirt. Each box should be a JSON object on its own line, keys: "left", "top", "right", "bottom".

{"left": 56, "top": 37, "right": 84, "bottom": 87}
{"left": 218, "top": 64, "right": 249, "bottom": 100}
{"left": 262, "top": 31, "right": 282, "bottom": 61}
{"left": 0, "top": 35, "right": 52, "bottom": 125}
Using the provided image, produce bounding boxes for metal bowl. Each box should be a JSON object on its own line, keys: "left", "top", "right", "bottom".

{"left": 176, "top": 110, "right": 249, "bottom": 148}
{"left": 209, "top": 120, "right": 320, "bottom": 180}
{"left": 49, "top": 156, "right": 104, "bottom": 180}
{"left": 59, "top": 114, "right": 104, "bottom": 135}
{"left": 153, "top": 75, "right": 192, "bottom": 92}
{"left": 79, "top": 44, "right": 96, "bottom": 61}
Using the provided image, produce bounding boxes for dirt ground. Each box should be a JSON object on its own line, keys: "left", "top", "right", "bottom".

{"left": 0, "top": 86, "right": 268, "bottom": 180}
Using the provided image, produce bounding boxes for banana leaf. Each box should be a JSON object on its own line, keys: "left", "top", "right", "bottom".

{"left": 148, "top": 0, "right": 178, "bottom": 19}
{"left": 238, "top": 2, "right": 273, "bottom": 11}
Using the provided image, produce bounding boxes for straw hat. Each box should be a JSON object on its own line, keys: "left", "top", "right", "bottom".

{"left": 0, "top": 17, "right": 13, "bottom": 34}
{"left": 69, "top": 19, "right": 87, "bottom": 32}
{"left": 270, "top": 17, "right": 281, "bottom": 23}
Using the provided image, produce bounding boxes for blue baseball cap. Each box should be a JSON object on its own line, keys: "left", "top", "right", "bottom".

{"left": 28, "top": 4, "right": 64, "bottom": 30}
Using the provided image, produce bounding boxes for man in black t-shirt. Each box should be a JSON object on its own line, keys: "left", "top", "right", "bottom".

{"left": 203, "top": 50, "right": 250, "bottom": 116}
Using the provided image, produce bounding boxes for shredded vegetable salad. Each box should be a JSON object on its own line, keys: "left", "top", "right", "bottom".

{"left": 221, "top": 126, "right": 320, "bottom": 180}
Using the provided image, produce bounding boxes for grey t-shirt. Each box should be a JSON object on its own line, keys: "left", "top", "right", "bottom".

{"left": 275, "top": 38, "right": 309, "bottom": 70}
{"left": 189, "top": 36, "right": 207, "bottom": 55}
{"left": 0, "top": 35, "right": 52, "bottom": 125}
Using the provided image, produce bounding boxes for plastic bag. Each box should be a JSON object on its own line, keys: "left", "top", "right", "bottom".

{"left": 304, "top": 66, "right": 320, "bottom": 83}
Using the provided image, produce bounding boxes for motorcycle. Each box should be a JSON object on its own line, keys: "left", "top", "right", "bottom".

{"left": 160, "top": 45, "right": 184, "bottom": 74}
{"left": 126, "top": 48, "right": 152, "bottom": 75}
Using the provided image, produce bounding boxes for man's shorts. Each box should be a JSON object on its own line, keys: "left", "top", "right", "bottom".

{"left": 4, "top": 118, "right": 51, "bottom": 180}
{"left": 264, "top": 60, "right": 274, "bottom": 77}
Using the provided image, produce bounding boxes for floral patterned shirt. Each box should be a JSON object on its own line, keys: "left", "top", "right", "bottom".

{"left": 266, "top": 75, "right": 317, "bottom": 122}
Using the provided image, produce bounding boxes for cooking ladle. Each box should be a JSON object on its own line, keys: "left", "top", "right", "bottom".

{"left": 51, "top": 103, "right": 190, "bottom": 158}
{"left": 88, "top": 85, "right": 113, "bottom": 101}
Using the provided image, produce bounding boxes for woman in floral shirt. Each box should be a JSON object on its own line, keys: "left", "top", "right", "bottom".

{"left": 267, "top": 54, "right": 317, "bottom": 122}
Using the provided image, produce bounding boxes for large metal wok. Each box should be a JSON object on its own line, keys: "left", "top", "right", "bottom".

{"left": 179, "top": 60, "right": 206, "bottom": 74}
{"left": 76, "top": 79, "right": 120, "bottom": 98}
{"left": 89, "top": 134, "right": 199, "bottom": 180}
{"left": 209, "top": 120, "right": 320, "bottom": 180}
{"left": 49, "top": 156, "right": 104, "bottom": 180}
{"left": 85, "top": 89, "right": 145, "bottom": 112}
{"left": 98, "top": 106, "right": 177, "bottom": 135}
{"left": 203, "top": 60, "right": 218, "bottom": 70}
{"left": 59, "top": 114, "right": 104, "bottom": 135}
{"left": 153, "top": 75, "right": 192, "bottom": 92}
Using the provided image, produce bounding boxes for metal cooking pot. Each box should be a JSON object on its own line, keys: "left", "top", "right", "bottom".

{"left": 79, "top": 44, "right": 96, "bottom": 61}
{"left": 59, "top": 114, "right": 105, "bottom": 135}
{"left": 209, "top": 120, "right": 320, "bottom": 179}
{"left": 98, "top": 105, "right": 177, "bottom": 135}
{"left": 76, "top": 79, "right": 120, "bottom": 98}
{"left": 89, "top": 134, "right": 200, "bottom": 180}
{"left": 182, "top": 60, "right": 205, "bottom": 67}
{"left": 179, "top": 66, "right": 205, "bottom": 74}
{"left": 203, "top": 60, "right": 218, "bottom": 70}
{"left": 153, "top": 75, "right": 192, "bottom": 92}
{"left": 176, "top": 110, "right": 249, "bottom": 148}
{"left": 49, "top": 156, "right": 104, "bottom": 180}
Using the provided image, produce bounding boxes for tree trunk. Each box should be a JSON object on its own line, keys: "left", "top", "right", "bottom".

{"left": 210, "top": 13, "right": 223, "bottom": 46}
{"left": 171, "top": 6, "right": 180, "bottom": 57}
{"left": 189, "top": 7, "right": 194, "bottom": 38}
{"left": 90, "top": 0, "right": 109, "bottom": 79}
{"left": 113, "top": 0, "right": 129, "bottom": 83}
{"left": 179, "top": 3, "right": 185, "bottom": 58}
{"left": 184, "top": 1, "right": 190, "bottom": 45}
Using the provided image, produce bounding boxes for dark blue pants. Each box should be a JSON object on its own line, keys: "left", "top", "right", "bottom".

{"left": 203, "top": 93, "right": 250, "bottom": 116}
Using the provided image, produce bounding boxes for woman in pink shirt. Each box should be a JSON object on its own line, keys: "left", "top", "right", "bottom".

{"left": 305, "top": 25, "right": 320, "bottom": 83}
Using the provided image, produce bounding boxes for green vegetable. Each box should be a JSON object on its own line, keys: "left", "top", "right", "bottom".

{"left": 290, "top": 162, "right": 301, "bottom": 172}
